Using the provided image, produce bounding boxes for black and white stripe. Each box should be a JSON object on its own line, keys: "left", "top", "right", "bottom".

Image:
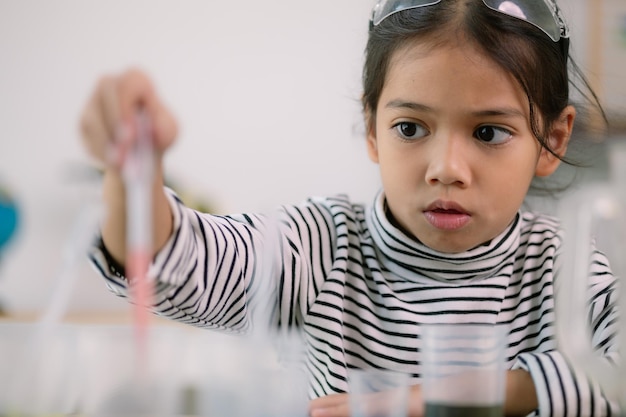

{"left": 90, "top": 189, "right": 619, "bottom": 416}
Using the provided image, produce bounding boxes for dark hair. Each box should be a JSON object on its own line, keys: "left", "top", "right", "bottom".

{"left": 362, "top": 1, "right": 605, "bottom": 173}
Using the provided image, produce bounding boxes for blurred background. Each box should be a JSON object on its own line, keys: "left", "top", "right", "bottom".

{"left": 0, "top": 0, "right": 624, "bottom": 318}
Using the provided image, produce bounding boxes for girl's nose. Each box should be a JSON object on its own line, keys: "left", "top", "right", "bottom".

{"left": 424, "top": 135, "right": 472, "bottom": 187}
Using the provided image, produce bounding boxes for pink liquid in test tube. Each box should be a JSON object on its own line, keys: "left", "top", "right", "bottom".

{"left": 123, "top": 108, "right": 155, "bottom": 372}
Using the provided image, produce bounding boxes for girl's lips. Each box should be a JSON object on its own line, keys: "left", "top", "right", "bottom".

{"left": 423, "top": 201, "right": 471, "bottom": 230}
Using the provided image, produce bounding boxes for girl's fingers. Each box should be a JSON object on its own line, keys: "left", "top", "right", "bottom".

{"left": 79, "top": 67, "right": 178, "bottom": 168}
{"left": 116, "top": 68, "right": 154, "bottom": 120}
{"left": 152, "top": 99, "right": 178, "bottom": 152}
{"left": 309, "top": 402, "right": 351, "bottom": 417}
{"left": 309, "top": 393, "right": 351, "bottom": 417}
{"left": 309, "top": 386, "right": 423, "bottom": 417}
{"left": 117, "top": 68, "right": 177, "bottom": 153}
{"left": 309, "top": 392, "right": 348, "bottom": 408}
{"left": 109, "top": 122, "right": 133, "bottom": 168}
{"left": 99, "top": 74, "right": 121, "bottom": 143}
{"left": 80, "top": 84, "right": 115, "bottom": 166}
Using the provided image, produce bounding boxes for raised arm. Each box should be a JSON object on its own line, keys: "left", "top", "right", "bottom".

{"left": 79, "top": 68, "right": 178, "bottom": 265}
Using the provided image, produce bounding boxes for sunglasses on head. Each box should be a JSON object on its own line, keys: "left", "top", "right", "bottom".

{"left": 371, "top": 0, "right": 569, "bottom": 43}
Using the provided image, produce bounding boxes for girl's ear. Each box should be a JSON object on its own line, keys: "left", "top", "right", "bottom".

{"left": 535, "top": 105, "right": 576, "bottom": 177}
{"left": 365, "top": 106, "right": 380, "bottom": 164}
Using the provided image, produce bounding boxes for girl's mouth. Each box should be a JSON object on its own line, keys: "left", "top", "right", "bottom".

{"left": 423, "top": 202, "right": 471, "bottom": 231}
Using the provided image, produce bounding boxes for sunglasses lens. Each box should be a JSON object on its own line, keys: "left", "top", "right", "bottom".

{"left": 371, "top": 0, "right": 441, "bottom": 26}
{"left": 371, "top": 0, "right": 567, "bottom": 43}
{"left": 482, "top": 0, "right": 562, "bottom": 41}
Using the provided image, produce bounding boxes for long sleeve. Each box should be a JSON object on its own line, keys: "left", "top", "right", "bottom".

{"left": 513, "top": 248, "right": 620, "bottom": 416}
{"left": 91, "top": 188, "right": 273, "bottom": 331}
{"left": 89, "top": 188, "right": 338, "bottom": 333}
{"left": 89, "top": 192, "right": 620, "bottom": 403}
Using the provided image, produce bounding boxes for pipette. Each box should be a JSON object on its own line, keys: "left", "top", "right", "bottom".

{"left": 122, "top": 108, "right": 155, "bottom": 368}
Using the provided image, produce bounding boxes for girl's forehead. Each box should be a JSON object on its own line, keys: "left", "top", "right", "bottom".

{"left": 382, "top": 38, "right": 529, "bottom": 114}
{"left": 390, "top": 35, "right": 489, "bottom": 69}
{"left": 388, "top": 35, "right": 521, "bottom": 86}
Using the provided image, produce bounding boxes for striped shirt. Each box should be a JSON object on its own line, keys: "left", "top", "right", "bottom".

{"left": 91, "top": 190, "right": 619, "bottom": 417}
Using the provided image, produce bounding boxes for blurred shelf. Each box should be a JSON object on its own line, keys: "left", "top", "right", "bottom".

{"left": 0, "top": 310, "right": 181, "bottom": 326}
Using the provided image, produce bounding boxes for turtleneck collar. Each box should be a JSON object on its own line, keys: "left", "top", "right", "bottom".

{"left": 366, "top": 191, "right": 521, "bottom": 284}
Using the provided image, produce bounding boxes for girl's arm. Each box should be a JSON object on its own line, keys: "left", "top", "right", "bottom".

{"left": 513, "top": 248, "right": 619, "bottom": 417}
{"left": 80, "top": 68, "right": 178, "bottom": 265}
{"left": 100, "top": 167, "right": 172, "bottom": 265}
{"left": 309, "top": 369, "right": 537, "bottom": 417}
{"left": 309, "top": 371, "right": 536, "bottom": 417}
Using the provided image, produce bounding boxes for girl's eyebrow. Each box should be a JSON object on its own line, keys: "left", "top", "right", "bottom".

{"left": 472, "top": 108, "right": 526, "bottom": 119}
{"left": 385, "top": 99, "right": 526, "bottom": 119}
{"left": 385, "top": 99, "right": 433, "bottom": 112}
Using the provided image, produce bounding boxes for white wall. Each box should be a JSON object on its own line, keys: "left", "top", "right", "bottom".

{"left": 0, "top": 0, "right": 609, "bottom": 315}
{"left": 0, "top": 0, "right": 378, "bottom": 314}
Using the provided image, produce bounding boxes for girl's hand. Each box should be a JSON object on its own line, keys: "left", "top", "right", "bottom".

{"left": 504, "top": 369, "right": 538, "bottom": 416}
{"left": 79, "top": 68, "right": 178, "bottom": 171}
{"left": 309, "top": 385, "right": 424, "bottom": 417}
{"left": 79, "top": 68, "right": 178, "bottom": 264}
{"left": 308, "top": 370, "right": 537, "bottom": 417}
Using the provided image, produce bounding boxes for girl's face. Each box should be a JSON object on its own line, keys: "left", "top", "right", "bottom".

{"left": 367, "top": 39, "right": 570, "bottom": 253}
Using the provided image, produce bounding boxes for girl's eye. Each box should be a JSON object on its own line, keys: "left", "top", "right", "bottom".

{"left": 394, "top": 122, "right": 428, "bottom": 141}
{"left": 474, "top": 126, "right": 512, "bottom": 144}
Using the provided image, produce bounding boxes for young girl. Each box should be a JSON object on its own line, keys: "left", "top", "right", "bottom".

{"left": 80, "top": 0, "right": 618, "bottom": 416}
